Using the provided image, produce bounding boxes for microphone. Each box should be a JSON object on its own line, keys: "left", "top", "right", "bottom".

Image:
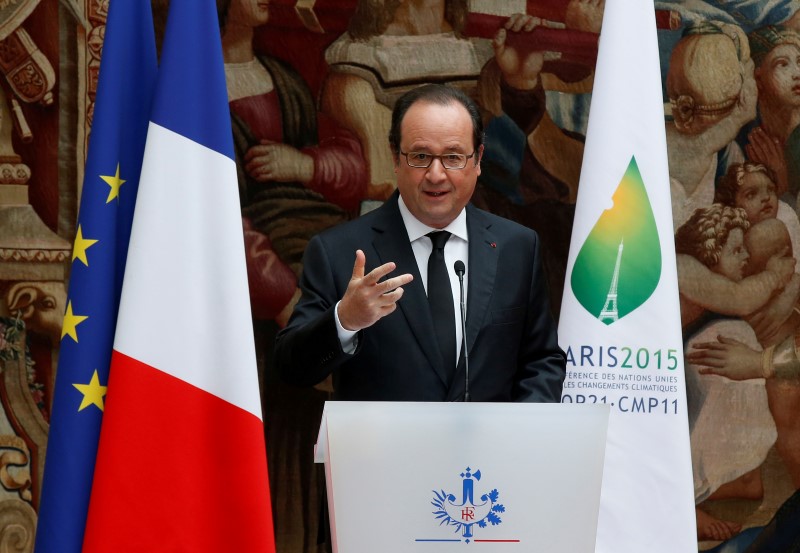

{"left": 454, "top": 260, "right": 469, "bottom": 402}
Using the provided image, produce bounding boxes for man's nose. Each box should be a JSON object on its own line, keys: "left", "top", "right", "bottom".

{"left": 426, "top": 157, "right": 448, "bottom": 182}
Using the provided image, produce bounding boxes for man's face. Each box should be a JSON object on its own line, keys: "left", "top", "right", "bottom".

{"left": 394, "top": 101, "right": 482, "bottom": 229}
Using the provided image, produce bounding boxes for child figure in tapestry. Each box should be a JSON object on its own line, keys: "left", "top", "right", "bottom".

{"left": 675, "top": 204, "right": 795, "bottom": 541}
{"left": 666, "top": 22, "right": 758, "bottom": 231}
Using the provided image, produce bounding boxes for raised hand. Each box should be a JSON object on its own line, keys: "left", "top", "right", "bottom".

{"left": 337, "top": 249, "right": 414, "bottom": 332}
{"left": 493, "top": 14, "right": 557, "bottom": 90}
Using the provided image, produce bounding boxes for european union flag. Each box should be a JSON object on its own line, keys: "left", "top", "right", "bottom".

{"left": 34, "top": 2, "right": 157, "bottom": 551}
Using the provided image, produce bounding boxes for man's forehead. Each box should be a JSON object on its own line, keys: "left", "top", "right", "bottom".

{"left": 402, "top": 99, "right": 468, "bottom": 118}
{"left": 399, "top": 101, "right": 474, "bottom": 143}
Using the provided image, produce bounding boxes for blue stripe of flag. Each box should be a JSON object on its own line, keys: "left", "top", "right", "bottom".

{"left": 149, "top": 0, "right": 233, "bottom": 159}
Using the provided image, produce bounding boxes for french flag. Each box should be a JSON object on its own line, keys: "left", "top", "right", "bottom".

{"left": 81, "top": 0, "right": 275, "bottom": 551}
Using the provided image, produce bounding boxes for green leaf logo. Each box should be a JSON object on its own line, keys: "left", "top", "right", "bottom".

{"left": 570, "top": 156, "right": 661, "bottom": 324}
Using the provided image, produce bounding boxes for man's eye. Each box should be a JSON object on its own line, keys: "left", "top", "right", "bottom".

{"left": 411, "top": 153, "right": 429, "bottom": 161}
{"left": 444, "top": 154, "right": 462, "bottom": 162}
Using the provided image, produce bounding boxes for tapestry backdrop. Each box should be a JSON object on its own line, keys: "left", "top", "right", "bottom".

{"left": 0, "top": 1, "right": 799, "bottom": 552}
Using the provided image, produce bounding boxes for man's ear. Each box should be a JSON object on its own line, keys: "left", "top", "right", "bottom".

{"left": 476, "top": 144, "right": 485, "bottom": 165}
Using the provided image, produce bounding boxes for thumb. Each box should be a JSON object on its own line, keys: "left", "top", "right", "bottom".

{"left": 352, "top": 249, "right": 366, "bottom": 279}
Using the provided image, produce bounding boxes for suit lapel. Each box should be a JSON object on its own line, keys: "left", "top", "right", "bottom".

{"left": 465, "top": 205, "right": 498, "bottom": 363}
{"left": 445, "top": 205, "right": 498, "bottom": 401}
{"left": 371, "top": 195, "right": 450, "bottom": 386}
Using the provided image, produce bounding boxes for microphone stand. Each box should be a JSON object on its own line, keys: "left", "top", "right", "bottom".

{"left": 454, "top": 261, "right": 469, "bottom": 402}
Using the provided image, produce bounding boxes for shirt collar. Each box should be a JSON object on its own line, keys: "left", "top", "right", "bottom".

{"left": 398, "top": 194, "right": 468, "bottom": 243}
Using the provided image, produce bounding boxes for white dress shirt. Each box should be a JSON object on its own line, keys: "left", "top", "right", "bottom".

{"left": 335, "top": 196, "right": 469, "bottom": 362}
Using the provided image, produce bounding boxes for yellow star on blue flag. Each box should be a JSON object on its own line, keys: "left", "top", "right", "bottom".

{"left": 61, "top": 301, "right": 88, "bottom": 343}
{"left": 100, "top": 163, "right": 126, "bottom": 203}
{"left": 72, "top": 225, "right": 98, "bottom": 266}
{"left": 72, "top": 370, "right": 108, "bottom": 412}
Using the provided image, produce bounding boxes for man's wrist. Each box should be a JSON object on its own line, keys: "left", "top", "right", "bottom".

{"left": 335, "top": 301, "right": 358, "bottom": 354}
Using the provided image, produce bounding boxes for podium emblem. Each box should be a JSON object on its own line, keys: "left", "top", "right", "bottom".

{"left": 430, "top": 467, "right": 506, "bottom": 543}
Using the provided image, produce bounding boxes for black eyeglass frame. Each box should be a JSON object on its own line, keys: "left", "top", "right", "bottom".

{"left": 398, "top": 150, "right": 477, "bottom": 170}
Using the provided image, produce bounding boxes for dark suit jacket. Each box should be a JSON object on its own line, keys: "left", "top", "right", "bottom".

{"left": 275, "top": 193, "right": 566, "bottom": 402}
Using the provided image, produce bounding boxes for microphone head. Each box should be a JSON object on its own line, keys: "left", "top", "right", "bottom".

{"left": 454, "top": 260, "right": 466, "bottom": 276}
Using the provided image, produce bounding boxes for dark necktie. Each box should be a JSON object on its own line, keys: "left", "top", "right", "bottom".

{"left": 427, "top": 231, "right": 456, "bottom": 378}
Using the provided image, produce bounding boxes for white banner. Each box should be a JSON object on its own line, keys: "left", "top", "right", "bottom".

{"left": 558, "top": 0, "right": 695, "bottom": 551}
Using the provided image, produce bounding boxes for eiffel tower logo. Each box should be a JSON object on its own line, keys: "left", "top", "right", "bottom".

{"left": 599, "top": 239, "right": 624, "bottom": 324}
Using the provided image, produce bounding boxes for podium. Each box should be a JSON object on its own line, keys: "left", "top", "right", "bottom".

{"left": 315, "top": 402, "right": 609, "bottom": 552}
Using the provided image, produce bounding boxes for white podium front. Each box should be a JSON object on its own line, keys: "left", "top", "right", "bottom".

{"left": 315, "top": 402, "right": 609, "bottom": 552}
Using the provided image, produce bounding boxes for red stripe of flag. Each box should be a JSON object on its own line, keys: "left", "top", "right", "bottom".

{"left": 82, "top": 350, "right": 274, "bottom": 552}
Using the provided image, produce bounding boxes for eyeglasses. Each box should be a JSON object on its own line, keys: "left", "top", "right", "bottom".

{"left": 399, "top": 150, "right": 476, "bottom": 170}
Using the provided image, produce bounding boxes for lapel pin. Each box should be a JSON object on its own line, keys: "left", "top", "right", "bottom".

{"left": 489, "top": 242, "right": 496, "bottom": 248}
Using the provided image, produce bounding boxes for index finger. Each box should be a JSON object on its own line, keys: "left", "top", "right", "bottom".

{"left": 363, "top": 261, "right": 399, "bottom": 286}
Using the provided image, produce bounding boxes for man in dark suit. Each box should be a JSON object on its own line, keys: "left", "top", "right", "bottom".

{"left": 275, "top": 84, "right": 565, "bottom": 402}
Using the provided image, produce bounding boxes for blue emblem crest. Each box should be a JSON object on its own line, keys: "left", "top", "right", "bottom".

{"left": 431, "top": 467, "right": 506, "bottom": 543}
